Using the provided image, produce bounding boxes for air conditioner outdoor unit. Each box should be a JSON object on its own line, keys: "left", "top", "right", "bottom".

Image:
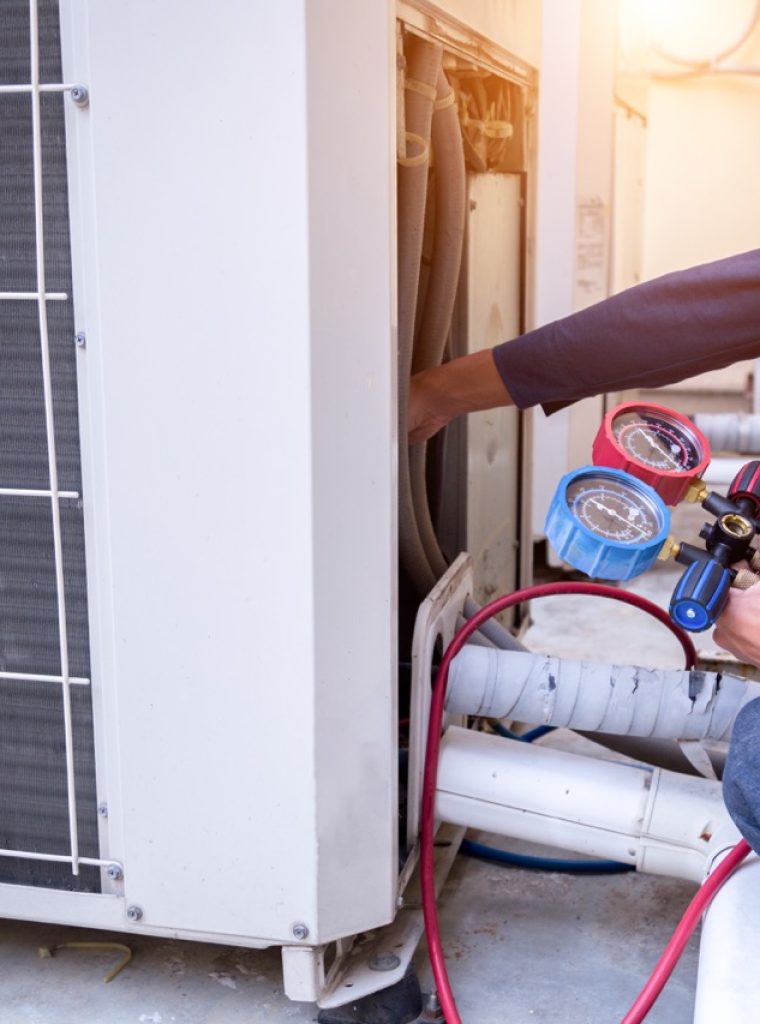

{"left": 1, "top": 0, "right": 541, "bottom": 1010}
{"left": 0, "top": 0, "right": 402, "bottom": 1006}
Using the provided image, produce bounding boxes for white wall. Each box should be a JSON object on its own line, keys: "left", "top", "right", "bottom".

{"left": 641, "top": 1, "right": 760, "bottom": 277}
{"left": 617, "top": 0, "right": 760, "bottom": 400}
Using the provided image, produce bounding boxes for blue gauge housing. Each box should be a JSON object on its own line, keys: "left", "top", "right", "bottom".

{"left": 545, "top": 466, "right": 671, "bottom": 581}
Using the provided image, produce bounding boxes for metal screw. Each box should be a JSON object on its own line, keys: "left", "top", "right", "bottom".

{"left": 105, "top": 864, "right": 123, "bottom": 881}
{"left": 75, "top": 332, "right": 86, "bottom": 349}
{"left": 126, "top": 905, "right": 143, "bottom": 922}
{"left": 291, "top": 923, "right": 309, "bottom": 941}
{"left": 97, "top": 802, "right": 108, "bottom": 818}
{"left": 368, "top": 952, "right": 401, "bottom": 972}
{"left": 70, "top": 85, "right": 89, "bottom": 108}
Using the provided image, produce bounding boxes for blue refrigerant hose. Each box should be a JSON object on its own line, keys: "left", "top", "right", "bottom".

{"left": 462, "top": 721, "right": 635, "bottom": 874}
{"left": 461, "top": 838, "right": 635, "bottom": 873}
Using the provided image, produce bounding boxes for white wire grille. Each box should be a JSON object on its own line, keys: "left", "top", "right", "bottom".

{"left": 0, "top": 0, "right": 114, "bottom": 881}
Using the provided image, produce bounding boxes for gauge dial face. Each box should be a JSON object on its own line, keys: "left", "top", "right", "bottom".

{"left": 611, "top": 409, "right": 703, "bottom": 473}
{"left": 565, "top": 473, "right": 665, "bottom": 545}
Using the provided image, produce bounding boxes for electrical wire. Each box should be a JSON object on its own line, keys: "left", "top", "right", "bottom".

{"left": 461, "top": 838, "right": 635, "bottom": 874}
{"left": 421, "top": 581, "right": 698, "bottom": 1024}
{"left": 620, "top": 838, "right": 752, "bottom": 1024}
{"left": 489, "top": 721, "right": 555, "bottom": 743}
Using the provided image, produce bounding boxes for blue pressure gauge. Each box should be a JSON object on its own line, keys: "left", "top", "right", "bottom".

{"left": 545, "top": 466, "right": 671, "bottom": 581}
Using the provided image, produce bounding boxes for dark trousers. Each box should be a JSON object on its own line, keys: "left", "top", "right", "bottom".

{"left": 724, "top": 698, "right": 760, "bottom": 853}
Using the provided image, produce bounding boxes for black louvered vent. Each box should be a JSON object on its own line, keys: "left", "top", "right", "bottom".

{"left": 0, "top": 0, "right": 100, "bottom": 892}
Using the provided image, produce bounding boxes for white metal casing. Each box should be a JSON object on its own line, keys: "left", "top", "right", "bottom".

{"left": 22, "top": 0, "right": 400, "bottom": 945}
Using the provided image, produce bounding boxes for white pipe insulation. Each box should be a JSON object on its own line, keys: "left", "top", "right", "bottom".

{"left": 446, "top": 646, "right": 760, "bottom": 741}
{"left": 435, "top": 726, "right": 760, "bottom": 1021}
{"left": 436, "top": 726, "right": 738, "bottom": 882}
{"left": 693, "top": 412, "right": 760, "bottom": 454}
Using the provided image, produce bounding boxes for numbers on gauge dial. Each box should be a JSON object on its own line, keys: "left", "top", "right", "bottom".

{"left": 611, "top": 411, "right": 701, "bottom": 472}
{"left": 565, "top": 477, "right": 663, "bottom": 543}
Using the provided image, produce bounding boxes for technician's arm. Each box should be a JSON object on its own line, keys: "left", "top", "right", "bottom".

{"left": 409, "top": 248, "right": 760, "bottom": 443}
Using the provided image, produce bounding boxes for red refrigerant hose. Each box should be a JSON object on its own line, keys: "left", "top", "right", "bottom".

{"left": 418, "top": 581, "right": 746, "bottom": 1023}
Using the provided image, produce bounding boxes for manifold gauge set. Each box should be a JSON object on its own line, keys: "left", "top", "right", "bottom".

{"left": 545, "top": 401, "right": 760, "bottom": 632}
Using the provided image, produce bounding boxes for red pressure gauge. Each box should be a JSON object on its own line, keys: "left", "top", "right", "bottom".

{"left": 592, "top": 402, "right": 711, "bottom": 506}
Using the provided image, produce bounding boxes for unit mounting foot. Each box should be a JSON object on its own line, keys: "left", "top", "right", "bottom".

{"left": 316, "top": 962, "right": 422, "bottom": 1024}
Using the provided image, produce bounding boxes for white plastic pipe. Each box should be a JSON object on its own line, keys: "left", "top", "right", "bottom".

{"left": 436, "top": 726, "right": 760, "bottom": 1019}
{"left": 694, "top": 852, "right": 760, "bottom": 1023}
{"left": 446, "top": 647, "right": 759, "bottom": 741}
{"left": 435, "top": 726, "right": 737, "bottom": 882}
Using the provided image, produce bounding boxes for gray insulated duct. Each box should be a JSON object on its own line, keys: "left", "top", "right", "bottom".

{"left": 397, "top": 35, "right": 443, "bottom": 597}
{"left": 408, "top": 68, "right": 466, "bottom": 583}
{"left": 446, "top": 646, "right": 760, "bottom": 741}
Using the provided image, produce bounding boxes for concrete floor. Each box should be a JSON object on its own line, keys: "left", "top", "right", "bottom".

{"left": 0, "top": 487, "right": 741, "bottom": 1023}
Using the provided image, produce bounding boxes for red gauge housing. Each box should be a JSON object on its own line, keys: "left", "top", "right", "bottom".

{"left": 592, "top": 401, "right": 711, "bottom": 506}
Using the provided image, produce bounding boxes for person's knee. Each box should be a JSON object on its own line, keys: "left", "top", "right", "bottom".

{"left": 723, "top": 698, "right": 760, "bottom": 853}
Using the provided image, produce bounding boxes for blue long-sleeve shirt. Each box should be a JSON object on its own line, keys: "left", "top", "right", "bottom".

{"left": 492, "top": 248, "right": 760, "bottom": 413}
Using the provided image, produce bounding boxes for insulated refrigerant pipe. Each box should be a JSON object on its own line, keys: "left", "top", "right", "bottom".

{"left": 446, "top": 646, "right": 760, "bottom": 741}
{"left": 412, "top": 68, "right": 465, "bottom": 374}
{"left": 436, "top": 726, "right": 760, "bottom": 1022}
{"left": 435, "top": 726, "right": 739, "bottom": 882}
{"left": 395, "top": 46, "right": 522, "bottom": 652}
{"left": 692, "top": 412, "right": 760, "bottom": 454}
{"left": 397, "top": 35, "right": 443, "bottom": 596}
{"left": 409, "top": 67, "right": 466, "bottom": 581}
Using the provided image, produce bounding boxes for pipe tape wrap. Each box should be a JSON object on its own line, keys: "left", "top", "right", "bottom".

{"left": 464, "top": 118, "right": 514, "bottom": 139}
{"left": 483, "top": 120, "right": 514, "bottom": 139}
{"left": 446, "top": 646, "right": 760, "bottom": 740}
{"left": 398, "top": 131, "right": 430, "bottom": 168}
{"left": 435, "top": 90, "right": 457, "bottom": 111}
{"left": 405, "top": 77, "right": 438, "bottom": 102}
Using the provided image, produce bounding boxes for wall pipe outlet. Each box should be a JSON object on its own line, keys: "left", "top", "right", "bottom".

{"left": 446, "top": 646, "right": 759, "bottom": 741}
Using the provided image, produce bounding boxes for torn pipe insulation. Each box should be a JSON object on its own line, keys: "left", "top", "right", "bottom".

{"left": 446, "top": 646, "right": 760, "bottom": 740}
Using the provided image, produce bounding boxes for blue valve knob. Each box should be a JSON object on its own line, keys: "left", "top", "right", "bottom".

{"left": 669, "top": 548, "right": 734, "bottom": 632}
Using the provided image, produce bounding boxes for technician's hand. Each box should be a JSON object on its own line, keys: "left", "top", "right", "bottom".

{"left": 408, "top": 369, "right": 454, "bottom": 444}
{"left": 713, "top": 580, "right": 760, "bottom": 669}
{"left": 407, "top": 350, "right": 516, "bottom": 445}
